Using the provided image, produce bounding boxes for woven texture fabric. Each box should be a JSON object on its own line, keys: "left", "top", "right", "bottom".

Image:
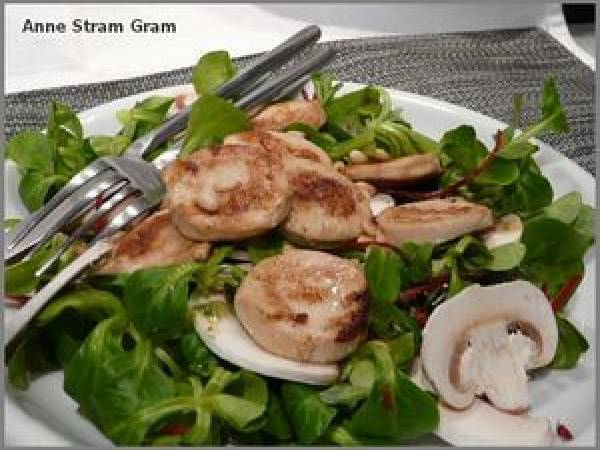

{"left": 5, "top": 27, "right": 595, "bottom": 173}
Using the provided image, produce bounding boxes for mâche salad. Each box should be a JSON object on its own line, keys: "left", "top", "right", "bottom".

{"left": 5, "top": 49, "right": 594, "bottom": 446}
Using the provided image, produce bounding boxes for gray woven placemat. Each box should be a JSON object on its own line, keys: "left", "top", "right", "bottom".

{"left": 4, "top": 27, "right": 596, "bottom": 174}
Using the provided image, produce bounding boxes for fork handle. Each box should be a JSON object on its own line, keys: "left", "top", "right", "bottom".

{"left": 125, "top": 25, "right": 321, "bottom": 158}
{"left": 4, "top": 241, "right": 112, "bottom": 346}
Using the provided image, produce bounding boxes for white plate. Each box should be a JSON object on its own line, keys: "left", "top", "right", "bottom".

{"left": 4, "top": 83, "right": 596, "bottom": 446}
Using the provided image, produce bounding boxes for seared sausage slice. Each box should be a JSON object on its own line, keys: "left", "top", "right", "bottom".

{"left": 225, "top": 130, "right": 331, "bottom": 166}
{"left": 235, "top": 249, "right": 368, "bottom": 363}
{"left": 96, "top": 210, "right": 210, "bottom": 274}
{"left": 376, "top": 198, "right": 494, "bottom": 245}
{"left": 252, "top": 99, "right": 326, "bottom": 131}
{"left": 282, "top": 157, "right": 372, "bottom": 248}
{"left": 342, "top": 153, "right": 442, "bottom": 187}
{"left": 163, "top": 144, "right": 292, "bottom": 241}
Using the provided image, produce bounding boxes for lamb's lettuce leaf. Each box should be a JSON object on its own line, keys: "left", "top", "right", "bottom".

{"left": 192, "top": 50, "right": 237, "bottom": 96}
{"left": 332, "top": 341, "right": 439, "bottom": 444}
{"left": 178, "top": 331, "right": 218, "bottom": 377}
{"left": 550, "top": 315, "right": 590, "bottom": 369}
{"left": 440, "top": 77, "right": 571, "bottom": 217}
{"left": 183, "top": 94, "right": 251, "bottom": 154}
{"left": 306, "top": 74, "right": 441, "bottom": 160}
{"left": 7, "top": 96, "right": 173, "bottom": 211}
{"left": 192, "top": 246, "right": 246, "bottom": 298}
{"left": 263, "top": 389, "right": 292, "bottom": 440}
{"left": 123, "top": 263, "right": 201, "bottom": 335}
{"left": 520, "top": 192, "right": 594, "bottom": 295}
{"left": 5, "top": 233, "right": 72, "bottom": 295}
{"left": 281, "top": 383, "right": 337, "bottom": 444}
{"left": 311, "top": 71, "right": 342, "bottom": 106}
{"left": 88, "top": 135, "right": 131, "bottom": 157}
{"left": 117, "top": 96, "right": 174, "bottom": 141}
{"left": 364, "top": 246, "right": 423, "bottom": 343}
{"left": 6, "top": 131, "right": 66, "bottom": 210}
{"left": 365, "top": 246, "right": 405, "bottom": 304}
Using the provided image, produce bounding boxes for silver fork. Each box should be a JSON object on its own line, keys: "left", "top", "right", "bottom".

{"left": 4, "top": 44, "right": 335, "bottom": 344}
{"left": 4, "top": 158, "right": 165, "bottom": 344}
{"left": 5, "top": 25, "right": 324, "bottom": 262}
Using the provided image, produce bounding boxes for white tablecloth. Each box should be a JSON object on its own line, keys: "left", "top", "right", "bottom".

{"left": 4, "top": 3, "right": 594, "bottom": 94}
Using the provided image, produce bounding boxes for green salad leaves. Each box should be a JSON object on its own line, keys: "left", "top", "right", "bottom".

{"left": 4, "top": 49, "right": 594, "bottom": 448}
{"left": 182, "top": 95, "right": 251, "bottom": 155}
{"left": 303, "top": 73, "right": 440, "bottom": 161}
{"left": 439, "top": 78, "right": 572, "bottom": 217}
{"left": 6, "top": 243, "right": 441, "bottom": 446}
{"left": 520, "top": 192, "right": 594, "bottom": 296}
{"left": 276, "top": 339, "right": 439, "bottom": 445}
{"left": 6, "top": 97, "right": 174, "bottom": 211}
{"left": 192, "top": 50, "right": 238, "bottom": 96}
{"left": 183, "top": 51, "right": 251, "bottom": 155}
{"left": 550, "top": 315, "right": 590, "bottom": 369}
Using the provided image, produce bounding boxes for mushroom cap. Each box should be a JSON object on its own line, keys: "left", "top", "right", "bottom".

{"left": 421, "top": 280, "right": 558, "bottom": 410}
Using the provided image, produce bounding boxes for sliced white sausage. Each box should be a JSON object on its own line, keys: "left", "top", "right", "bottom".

{"left": 342, "top": 153, "right": 442, "bottom": 187}
{"left": 376, "top": 198, "right": 494, "bottom": 245}
{"left": 96, "top": 210, "right": 211, "bottom": 273}
{"left": 252, "top": 99, "right": 326, "bottom": 131}
{"left": 225, "top": 130, "right": 331, "bottom": 165}
{"left": 163, "top": 144, "right": 292, "bottom": 241}
{"left": 282, "top": 157, "right": 373, "bottom": 248}
{"left": 234, "top": 249, "right": 368, "bottom": 363}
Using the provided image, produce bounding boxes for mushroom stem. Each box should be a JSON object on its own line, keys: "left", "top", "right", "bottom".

{"left": 460, "top": 321, "right": 534, "bottom": 412}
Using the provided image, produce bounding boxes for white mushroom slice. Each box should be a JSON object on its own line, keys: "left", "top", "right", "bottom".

{"left": 376, "top": 198, "right": 494, "bottom": 245}
{"left": 234, "top": 249, "right": 368, "bottom": 364}
{"left": 194, "top": 303, "right": 338, "bottom": 385}
{"left": 369, "top": 193, "right": 396, "bottom": 216}
{"left": 342, "top": 153, "right": 442, "bottom": 187}
{"left": 481, "top": 214, "right": 523, "bottom": 249}
{"left": 281, "top": 158, "right": 373, "bottom": 248}
{"left": 411, "top": 358, "right": 553, "bottom": 446}
{"left": 252, "top": 99, "right": 326, "bottom": 131}
{"left": 95, "top": 210, "right": 210, "bottom": 274}
{"left": 421, "top": 280, "right": 558, "bottom": 412}
{"left": 437, "top": 398, "right": 553, "bottom": 446}
{"left": 224, "top": 130, "right": 331, "bottom": 165}
{"left": 163, "top": 144, "right": 292, "bottom": 241}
